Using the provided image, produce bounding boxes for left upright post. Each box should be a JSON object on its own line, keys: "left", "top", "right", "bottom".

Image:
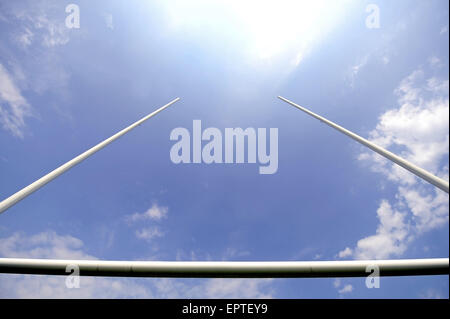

{"left": 0, "top": 97, "right": 180, "bottom": 215}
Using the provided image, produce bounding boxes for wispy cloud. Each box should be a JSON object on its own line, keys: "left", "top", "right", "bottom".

{"left": 126, "top": 203, "right": 168, "bottom": 223}
{"left": 337, "top": 247, "right": 352, "bottom": 259}
{"left": 103, "top": 13, "right": 114, "bottom": 30}
{"left": 428, "top": 56, "right": 442, "bottom": 68}
{"left": 135, "top": 227, "right": 164, "bottom": 241}
{"left": 338, "top": 284, "right": 353, "bottom": 294}
{"left": 16, "top": 27, "right": 34, "bottom": 48}
{"left": 8, "top": 1, "right": 70, "bottom": 48}
{"left": 0, "top": 63, "right": 31, "bottom": 138}
{"left": 347, "top": 55, "right": 369, "bottom": 88}
{"left": 0, "top": 1, "right": 76, "bottom": 135}
{"left": 125, "top": 203, "right": 169, "bottom": 243}
{"left": 333, "top": 279, "right": 353, "bottom": 296}
{"left": 186, "top": 278, "right": 273, "bottom": 299}
{"left": 419, "top": 288, "right": 445, "bottom": 299}
{"left": 0, "top": 231, "right": 96, "bottom": 260}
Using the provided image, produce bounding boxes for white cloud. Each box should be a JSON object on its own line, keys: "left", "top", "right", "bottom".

{"left": 0, "top": 274, "right": 153, "bottom": 299}
{"left": 375, "top": 73, "right": 447, "bottom": 171}
{"left": 222, "top": 247, "right": 251, "bottom": 260}
{"left": 428, "top": 56, "right": 442, "bottom": 68}
{"left": 135, "top": 227, "right": 164, "bottom": 241}
{"left": 359, "top": 69, "right": 449, "bottom": 181}
{"left": 0, "top": 231, "right": 274, "bottom": 298}
{"left": 352, "top": 200, "right": 410, "bottom": 260}
{"left": 11, "top": 3, "right": 70, "bottom": 48}
{"left": 194, "top": 278, "right": 273, "bottom": 299}
{"left": 104, "top": 13, "right": 114, "bottom": 30}
{"left": 0, "top": 63, "right": 31, "bottom": 138}
{"left": 146, "top": 277, "right": 274, "bottom": 299}
{"left": 398, "top": 186, "right": 449, "bottom": 233}
{"left": 0, "top": 1, "right": 75, "bottom": 134}
{"left": 427, "top": 77, "right": 449, "bottom": 94}
{"left": 333, "top": 278, "right": 341, "bottom": 288}
{"left": 352, "top": 56, "right": 369, "bottom": 76}
{"left": 126, "top": 203, "right": 168, "bottom": 223}
{"left": 0, "top": 230, "right": 152, "bottom": 298}
{"left": 333, "top": 278, "right": 353, "bottom": 295}
{"left": 17, "top": 27, "right": 34, "bottom": 47}
{"left": 0, "top": 272, "right": 274, "bottom": 299}
{"left": 337, "top": 247, "right": 352, "bottom": 259}
{"left": 125, "top": 203, "right": 169, "bottom": 243}
{"left": 338, "top": 284, "right": 353, "bottom": 294}
{"left": 348, "top": 55, "right": 369, "bottom": 88}
{"left": 313, "top": 254, "right": 322, "bottom": 260}
{"left": 419, "top": 288, "right": 445, "bottom": 299}
{"left": 0, "top": 231, "right": 95, "bottom": 260}
{"left": 125, "top": 203, "right": 169, "bottom": 244}
{"left": 343, "top": 65, "right": 449, "bottom": 260}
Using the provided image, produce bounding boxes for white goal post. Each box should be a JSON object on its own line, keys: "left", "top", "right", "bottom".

{"left": 0, "top": 97, "right": 448, "bottom": 278}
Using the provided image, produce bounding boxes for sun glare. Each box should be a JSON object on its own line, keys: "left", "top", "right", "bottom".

{"left": 164, "top": 0, "right": 351, "bottom": 64}
{"left": 228, "top": 0, "right": 329, "bottom": 59}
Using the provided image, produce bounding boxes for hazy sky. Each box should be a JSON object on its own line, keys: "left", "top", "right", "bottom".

{"left": 0, "top": 0, "right": 448, "bottom": 298}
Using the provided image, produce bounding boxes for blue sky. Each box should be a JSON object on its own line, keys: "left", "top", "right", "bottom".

{"left": 0, "top": 0, "right": 448, "bottom": 298}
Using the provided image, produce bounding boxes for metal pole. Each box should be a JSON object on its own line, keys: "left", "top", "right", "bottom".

{"left": 0, "top": 258, "right": 447, "bottom": 278}
{"left": 278, "top": 96, "right": 449, "bottom": 193}
{"left": 0, "top": 98, "right": 180, "bottom": 215}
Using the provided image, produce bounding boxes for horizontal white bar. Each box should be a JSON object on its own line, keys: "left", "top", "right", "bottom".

{"left": 0, "top": 258, "right": 447, "bottom": 278}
